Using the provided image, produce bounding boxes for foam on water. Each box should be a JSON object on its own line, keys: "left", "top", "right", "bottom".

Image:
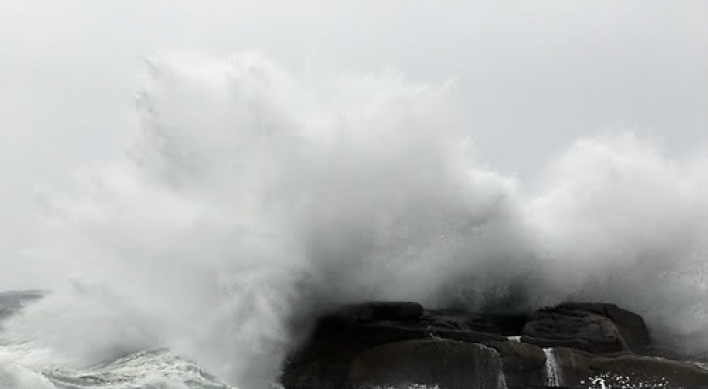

{"left": 0, "top": 343, "right": 238, "bottom": 389}
{"left": 44, "top": 349, "right": 236, "bottom": 389}
{"left": 0, "top": 53, "right": 706, "bottom": 388}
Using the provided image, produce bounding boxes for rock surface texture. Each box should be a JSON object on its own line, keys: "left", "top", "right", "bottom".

{"left": 281, "top": 301, "right": 708, "bottom": 389}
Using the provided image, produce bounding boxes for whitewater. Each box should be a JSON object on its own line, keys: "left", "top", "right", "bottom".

{"left": 0, "top": 53, "right": 706, "bottom": 389}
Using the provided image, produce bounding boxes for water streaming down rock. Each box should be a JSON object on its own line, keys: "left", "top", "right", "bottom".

{"left": 543, "top": 348, "right": 562, "bottom": 387}
{"left": 477, "top": 344, "right": 507, "bottom": 389}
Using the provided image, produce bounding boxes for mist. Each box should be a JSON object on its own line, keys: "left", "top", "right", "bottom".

{"left": 0, "top": 2, "right": 706, "bottom": 388}
{"left": 0, "top": 53, "right": 704, "bottom": 387}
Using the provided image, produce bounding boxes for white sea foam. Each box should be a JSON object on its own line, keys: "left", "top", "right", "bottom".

{"left": 1, "top": 53, "right": 706, "bottom": 388}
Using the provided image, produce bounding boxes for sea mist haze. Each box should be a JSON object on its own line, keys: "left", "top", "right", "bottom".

{"left": 0, "top": 2, "right": 706, "bottom": 389}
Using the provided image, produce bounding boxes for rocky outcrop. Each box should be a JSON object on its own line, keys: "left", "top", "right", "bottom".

{"left": 351, "top": 340, "right": 506, "bottom": 389}
{"left": 520, "top": 303, "right": 650, "bottom": 354}
{"left": 281, "top": 301, "right": 707, "bottom": 389}
{"left": 559, "top": 302, "right": 651, "bottom": 348}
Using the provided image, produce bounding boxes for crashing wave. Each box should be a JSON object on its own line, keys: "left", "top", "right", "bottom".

{"left": 0, "top": 53, "right": 705, "bottom": 388}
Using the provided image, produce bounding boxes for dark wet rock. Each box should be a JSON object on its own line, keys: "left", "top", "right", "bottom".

{"left": 282, "top": 302, "right": 430, "bottom": 389}
{"left": 589, "top": 353, "right": 708, "bottom": 388}
{"left": 323, "top": 301, "right": 424, "bottom": 326}
{"left": 351, "top": 339, "right": 506, "bottom": 389}
{"left": 280, "top": 354, "right": 351, "bottom": 389}
{"left": 484, "top": 340, "right": 547, "bottom": 387}
{"left": 522, "top": 304, "right": 630, "bottom": 353}
{"left": 281, "top": 300, "right": 707, "bottom": 389}
{"left": 536, "top": 346, "right": 708, "bottom": 388}
{"left": 424, "top": 309, "right": 528, "bottom": 335}
{"left": 556, "top": 302, "right": 651, "bottom": 349}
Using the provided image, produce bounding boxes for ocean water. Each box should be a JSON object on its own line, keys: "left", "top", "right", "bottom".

{"left": 0, "top": 53, "right": 706, "bottom": 389}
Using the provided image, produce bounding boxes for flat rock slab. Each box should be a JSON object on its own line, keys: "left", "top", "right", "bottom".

{"left": 351, "top": 339, "right": 506, "bottom": 389}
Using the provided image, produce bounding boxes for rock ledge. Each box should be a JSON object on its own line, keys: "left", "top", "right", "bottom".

{"left": 282, "top": 301, "right": 708, "bottom": 389}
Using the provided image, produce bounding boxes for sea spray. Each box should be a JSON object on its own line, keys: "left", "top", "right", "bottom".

{"left": 543, "top": 348, "right": 562, "bottom": 387}
{"left": 0, "top": 53, "right": 706, "bottom": 389}
{"left": 0, "top": 364, "right": 55, "bottom": 389}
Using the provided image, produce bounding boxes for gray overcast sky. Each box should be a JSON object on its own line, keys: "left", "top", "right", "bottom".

{"left": 0, "top": 1, "right": 706, "bottom": 227}
{"left": 1, "top": 1, "right": 706, "bottom": 181}
{"left": 0, "top": 1, "right": 706, "bottom": 288}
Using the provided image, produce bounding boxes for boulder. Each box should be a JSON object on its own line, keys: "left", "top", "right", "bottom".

{"left": 283, "top": 302, "right": 428, "bottom": 389}
{"left": 522, "top": 305, "right": 628, "bottom": 353}
{"left": 281, "top": 354, "right": 352, "bottom": 389}
{"left": 424, "top": 309, "right": 528, "bottom": 335}
{"left": 324, "top": 301, "right": 423, "bottom": 326}
{"left": 484, "top": 340, "right": 547, "bottom": 388}
{"left": 351, "top": 339, "right": 506, "bottom": 389}
{"left": 281, "top": 300, "right": 701, "bottom": 389}
{"left": 557, "top": 302, "right": 650, "bottom": 349}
